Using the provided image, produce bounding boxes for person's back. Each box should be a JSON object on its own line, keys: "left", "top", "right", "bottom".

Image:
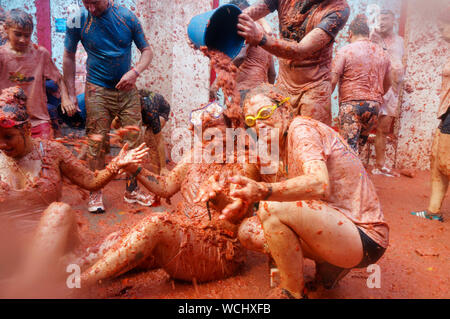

{"left": 335, "top": 39, "right": 390, "bottom": 104}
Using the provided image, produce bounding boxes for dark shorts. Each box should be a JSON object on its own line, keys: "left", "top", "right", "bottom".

{"left": 355, "top": 227, "right": 386, "bottom": 268}
{"left": 439, "top": 109, "right": 450, "bottom": 135}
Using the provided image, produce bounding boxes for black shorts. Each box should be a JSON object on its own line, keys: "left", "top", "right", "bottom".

{"left": 439, "top": 109, "right": 450, "bottom": 134}
{"left": 355, "top": 227, "right": 386, "bottom": 268}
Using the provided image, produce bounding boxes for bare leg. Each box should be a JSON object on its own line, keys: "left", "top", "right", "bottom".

{"left": 428, "top": 131, "right": 449, "bottom": 214}
{"left": 375, "top": 115, "right": 392, "bottom": 169}
{"left": 81, "top": 214, "right": 174, "bottom": 285}
{"left": 5, "top": 202, "right": 79, "bottom": 296}
{"left": 257, "top": 201, "right": 363, "bottom": 298}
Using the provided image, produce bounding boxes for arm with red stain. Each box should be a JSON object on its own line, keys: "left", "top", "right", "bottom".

{"left": 58, "top": 143, "right": 149, "bottom": 191}
{"left": 230, "top": 160, "right": 330, "bottom": 202}
{"left": 238, "top": 13, "right": 333, "bottom": 61}
{"left": 126, "top": 150, "right": 192, "bottom": 198}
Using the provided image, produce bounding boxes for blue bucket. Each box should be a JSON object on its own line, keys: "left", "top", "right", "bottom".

{"left": 187, "top": 4, "right": 244, "bottom": 59}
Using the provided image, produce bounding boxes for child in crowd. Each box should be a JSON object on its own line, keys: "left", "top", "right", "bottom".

{"left": 0, "top": 9, "right": 76, "bottom": 139}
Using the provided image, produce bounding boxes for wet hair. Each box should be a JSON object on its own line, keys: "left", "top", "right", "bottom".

{"left": 5, "top": 9, "right": 33, "bottom": 30}
{"left": 0, "top": 86, "right": 29, "bottom": 128}
{"left": 349, "top": 14, "right": 370, "bottom": 37}
{"left": 244, "top": 83, "right": 292, "bottom": 109}
{"left": 380, "top": 10, "right": 395, "bottom": 17}
{"left": 228, "top": 0, "right": 250, "bottom": 10}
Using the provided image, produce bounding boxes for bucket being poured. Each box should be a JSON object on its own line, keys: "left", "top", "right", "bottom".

{"left": 187, "top": 4, "right": 245, "bottom": 59}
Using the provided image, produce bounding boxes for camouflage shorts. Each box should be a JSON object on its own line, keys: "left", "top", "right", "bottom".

{"left": 338, "top": 100, "right": 380, "bottom": 154}
{"left": 84, "top": 82, "right": 143, "bottom": 160}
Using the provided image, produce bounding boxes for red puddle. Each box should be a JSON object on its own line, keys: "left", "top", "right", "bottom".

{"left": 65, "top": 170, "right": 449, "bottom": 299}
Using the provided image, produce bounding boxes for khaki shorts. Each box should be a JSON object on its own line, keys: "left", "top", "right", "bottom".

{"left": 279, "top": 81, "right": 332, "bottom": 126}
{"left": 84, "top": 82, "right": 143, "bottom": 159}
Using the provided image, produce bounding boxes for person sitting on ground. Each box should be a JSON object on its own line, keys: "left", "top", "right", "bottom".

{"left": 411, "top": 9, "right": 450, "bottom": 223}
{"left": 331, "top": 15, "right": 391, "bottom": 154}
{"left": 0, "top": 86, "right": 148, "bottom": 296}
{"left": 80, "top": 105, "right": 261, "bottom": 286}
{"left": 198, "top": 83, "right": 389, "bottom": 299}
{"left": 0, "top": 9, "right": 77, "bottom": 139}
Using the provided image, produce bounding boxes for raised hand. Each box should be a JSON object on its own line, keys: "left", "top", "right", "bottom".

{"left": 112, "top": 143, "right": 149, "bottom": 169}
{"left": 237, "top": 13, "right": 264, "bottom": 46}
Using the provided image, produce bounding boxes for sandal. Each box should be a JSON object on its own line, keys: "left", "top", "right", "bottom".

{"left": 411, "top": 210, "right": 444, "bottom": 222}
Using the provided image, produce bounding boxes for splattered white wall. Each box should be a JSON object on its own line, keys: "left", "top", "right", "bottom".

{"left": 396, "top": 0, "right": 449, "bottom": 170}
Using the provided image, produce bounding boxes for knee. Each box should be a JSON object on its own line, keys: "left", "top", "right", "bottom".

{"left": 43, "top": 202, "right": 74, "bottom": 226}
{"left": 257, "top": 202, "right": 283, "bottom": 232}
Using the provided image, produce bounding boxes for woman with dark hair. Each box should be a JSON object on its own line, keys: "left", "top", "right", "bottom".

{"left": 0, "top": 86, "right": 148, "bottom": 295}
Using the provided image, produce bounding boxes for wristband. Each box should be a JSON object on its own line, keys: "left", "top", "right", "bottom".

{"left": 131, "top": 67, "right": 140, "bottom": 77}
{"left": 263, "top": 184, "right": 272, "bottom": 201}
{"left": 258, "top": 33, "right": 268, "bottom": 46}
{"left": 131, "top": 166, "right": 142, "bottom": 178}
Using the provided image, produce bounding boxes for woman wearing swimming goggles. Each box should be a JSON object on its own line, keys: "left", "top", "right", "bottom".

{"left": 244, "top": 97, "right": 290, "bottom": 128}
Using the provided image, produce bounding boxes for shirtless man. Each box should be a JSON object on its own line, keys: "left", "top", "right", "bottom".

{"left": 237, "top": 0, "right": 350, "bottom": 125}
{"left": 370, "top": 10, "right": 405, "bottom": 176}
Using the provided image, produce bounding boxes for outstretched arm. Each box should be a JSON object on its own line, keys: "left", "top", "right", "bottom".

{"left": 59, "top": 143, "right": 149, "bottom": 191}
{"left": 229, "top": 160, "right": 330, "bottom": 202}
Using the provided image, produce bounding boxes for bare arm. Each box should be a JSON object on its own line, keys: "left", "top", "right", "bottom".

{"left": 238, "top": 13, "right": 333, "bottom": 61}
{"left": 59, "top": 143, "right": 148, "bottom": 191}
{"left": 229, "top": 160, "right": 330, "bottom": 203}
{"left": 155, "top": 131, "right": 167, "bottom": 172}
{"left": 62, "top": 49, "right": 77, "bottom": 103}
{"left": 126, "top": 151, "right": 191, "bottom": 198}
{"left": 243, "top": 0, "right": 272, "bottom": 21}
{"left": 331, "top": 72, "right": 340, "bottom": 93}
{"left": 115, "top": 47, "right": 153, "bottom": 90}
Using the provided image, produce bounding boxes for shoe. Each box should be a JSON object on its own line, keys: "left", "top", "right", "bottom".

{"left": 411, "top": 210, "right": 444, "bottom": 222}
{"left": 88, "top": 191, "right": 105, "bottom": 214}
{"left": 124, "top": 188, "right": 155, "bottom": 207}
{"left": 371, "top": 166, "right": 399, "bottom": 177}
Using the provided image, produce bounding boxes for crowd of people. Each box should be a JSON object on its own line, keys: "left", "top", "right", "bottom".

{"left": 0, "top": 0, "right": 448, "bottom": 299}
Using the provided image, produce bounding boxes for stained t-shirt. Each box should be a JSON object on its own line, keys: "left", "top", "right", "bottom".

{"left": 64, "top": 3, "right": 149, "bottom": 89}
{"left": 287, "top": 116, "right": 389, "bottom": 248}
{"left": 139, "top": 90, "right": 171, "bottom": 134}
{"left": 0, "top": 44, "right": 61, "bottom": 127}
{"left": 332, "top": 39, "right": 391, "bottom": 104}
{"left": 264, "top": 0, "right": 350, "bottom": 92}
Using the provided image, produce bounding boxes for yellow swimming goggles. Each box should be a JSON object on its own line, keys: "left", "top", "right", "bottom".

{"left": 244, "top": 97, "right": 290, "bottom": 127}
